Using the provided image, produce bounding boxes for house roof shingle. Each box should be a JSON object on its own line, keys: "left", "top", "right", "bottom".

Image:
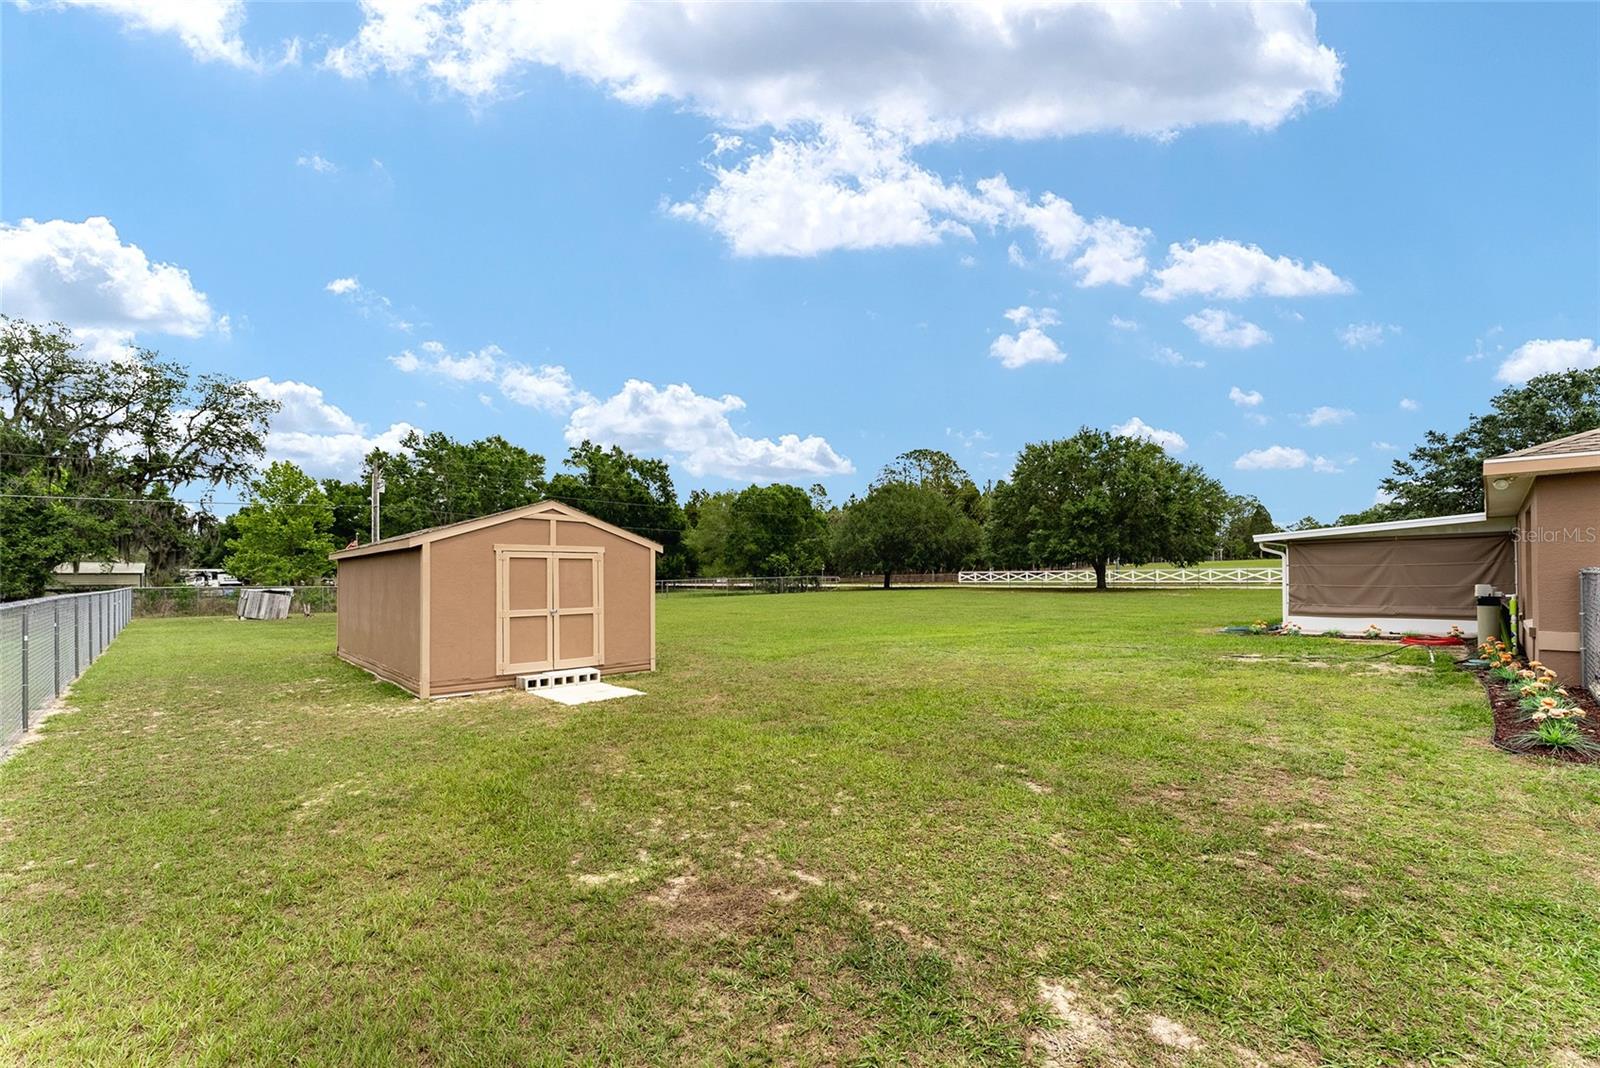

{"left": 1489, "top": 426, "right": 1600, "bottom": 461}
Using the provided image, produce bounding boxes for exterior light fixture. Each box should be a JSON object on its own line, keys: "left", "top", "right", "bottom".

{"left": 1491, "top": 477, "right": 1514, "bottom": 491}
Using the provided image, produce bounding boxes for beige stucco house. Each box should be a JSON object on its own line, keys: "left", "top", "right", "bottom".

{"left": 1256, "top": 428, "right": 1600, "bottom": 685}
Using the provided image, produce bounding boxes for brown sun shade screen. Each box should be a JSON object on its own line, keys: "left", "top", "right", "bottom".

{"left": 1289, "top": 534, "right": 1513, "bottom": 617}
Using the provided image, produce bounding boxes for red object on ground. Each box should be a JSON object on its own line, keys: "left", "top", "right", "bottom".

{"left": 1400, "top": 635, "right": 1465, "bottom": 647}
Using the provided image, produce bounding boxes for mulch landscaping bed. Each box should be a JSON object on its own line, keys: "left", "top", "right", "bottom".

{"left": 1473, "top": 668, "right": 1600, "bottom": 764}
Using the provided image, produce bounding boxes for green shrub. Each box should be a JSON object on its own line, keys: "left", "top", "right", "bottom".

{"left": 1512, "top": 716, "right": 1600, "bottom": 756}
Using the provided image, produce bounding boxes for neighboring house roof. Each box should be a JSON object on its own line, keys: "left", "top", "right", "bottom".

{"left": 52, "top": 561, "right": 147, "bottom": 575}
{"left": 1488, "top": 426, "right": 1600, "bottom": 461}
{"left": 1254, "top": 512, "right": 1515, "bottom": 545}
{"left": 330, "top": 500, "right": 665, "bottom": 561}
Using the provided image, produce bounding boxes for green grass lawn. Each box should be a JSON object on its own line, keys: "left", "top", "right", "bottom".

{"left": 2, "top": 590, "right": 1597, "bottom": 1065}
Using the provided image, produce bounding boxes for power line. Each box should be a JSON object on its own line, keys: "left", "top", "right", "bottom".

{"left": 0, "top": 493, "right": 185, "bottom": 506}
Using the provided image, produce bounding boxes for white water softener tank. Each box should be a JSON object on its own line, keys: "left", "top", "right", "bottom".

{"left": 1475, "top": 584, "right": 1503, "bottom": 646}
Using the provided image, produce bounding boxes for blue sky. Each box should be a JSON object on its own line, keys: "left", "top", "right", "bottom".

{"left": 3, "top": 1, "right": 1596, "bottom": 523}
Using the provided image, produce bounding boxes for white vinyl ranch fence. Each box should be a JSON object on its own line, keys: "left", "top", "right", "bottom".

{"left": 959, "top": 567, "right": 1282, "bottom": 588}
{"left": 1, "top": 588, "right": 134, "bottom": 750}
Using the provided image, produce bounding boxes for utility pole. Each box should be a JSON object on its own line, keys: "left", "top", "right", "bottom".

{"left": 369, "top": 461, "right": 385, "bottom": 543}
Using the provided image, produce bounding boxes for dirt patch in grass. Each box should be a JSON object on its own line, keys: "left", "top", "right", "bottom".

{"left": 1226, "top": 654, "right": 1336, "bottom": 669}
{"left": 1032, "top": 976, "right": 1295, "bottom": 1066}
{"left": 1147, "top": 1014, "right": 1203, "bottom": 1051}
{"left": 1032, "top": 977, "right": 1132, "bottom": 1065}
{"left": 642, "top": 872, "right": 788, "bottom": 939}
{"left": 1475, "top": 668, "right": 1600, "bottom": 764}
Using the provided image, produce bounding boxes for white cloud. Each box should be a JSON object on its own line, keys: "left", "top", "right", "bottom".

{"left": 1002, "top": 305, "right": 1059, "bottom": 329}
{"left": 1371, "top": 440, "right": 1395, "bottom": 451}
{"left": 958, "top": 254, "right": 977, "bottom": 268}
{"left": 564, "top": 379, "right": 853, "bottom": 481}
{"left": 1466, "top": 324, "right": 1504, "bottom": 364}
{"left": 1234, "top": 445, "right": 1309, "bottom": 471}
{"left": 1144, "top": 239, "right": 1353, "bottom": 302}
{"left": 324, "top": 274, "right": 411, "bottom": 331}
{"left": 248, "top": 377, "right": 361, "bottom": 435}
{"left": 1109, "top": 315, "right": 1140, "bottom": 331}
{"left": 1072, "top": 218, "right": 1150, "bottom": 286}
{"left": 323, "top": 0, "right": 450, "bottom": 80}
{"left": 339, "top": 2, "right": 1331, "bottom": 270}
{"left": 1229, "top": 386, "right": 1264, "bottom": 408}
{"left": 1113, "top": 416, "right": 1187, "bottom": 454}
{"left": 325, "top": 2, "right": 1340, "bottom": 140}
{"left": 433, "top": 347, "right": 501, "bottom": 382}
{"left": 990, "top": 328, "right": 1065, "bottom": 370}
{"left": 30, "top": 0, "right": 262, "bottom": 68}
{"left": 1183, "top": 308, "right": 1272, "bottom": 349}
{"left": 1495, "top": 338, "right": 1600, "bottom": 384}
{"left": 1151, "top": 346, "right": 1204, "bottom": 369}
{"left": 390, "top": 341, "right": 590, "bottom": 415}
{"left": 1006, "top": 242, "right": 1027, "bottom": 267}
{"left": 1399, "top": 397, "right": 1420, "bottom": 411}
{"left": 498, "top": 362, "right": 588, "bottom": 415}
{"left": 667, "top": 125, "right": 1147, "bottom": 275}
{"left": 1338, "top": 321, "right": 1399, "bottom": 349}
{"left": 297, "top": 153, "right": 339, "bottom": 174}
{"left": 665, "top": 123, "right": 982, "bottom": 257}
{"left": 246, "top": 377, "right": 418, "bottom": 478}
{"left": 0, "top": 216, "right": 218, "bottom": 357}
{"left": 946, "top": 427, "right": 990, "bottom": 449}
{"left": 1303, "top": 405, "right": 1354, "bottom": 427}
{"left": 990, "top": 306, "right": 1064, "bottom": 369}
{"left": 1311, "top": 454, "right": 1350, "bottom": 474}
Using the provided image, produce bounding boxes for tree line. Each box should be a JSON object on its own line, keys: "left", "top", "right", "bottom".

{"left": 5, "top": 314, "right": 1597, "bottom": 597}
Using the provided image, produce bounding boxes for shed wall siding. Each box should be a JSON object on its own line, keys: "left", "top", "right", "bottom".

{"left": 335, "top": 547, "right": 422, "bottom": 691}
{"left": 426, "top": 514, "right": 654, "bottom": 695}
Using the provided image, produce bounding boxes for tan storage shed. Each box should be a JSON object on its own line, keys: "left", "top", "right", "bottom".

{"left": 331, "top": 501, "right": 662, "bottom": 698}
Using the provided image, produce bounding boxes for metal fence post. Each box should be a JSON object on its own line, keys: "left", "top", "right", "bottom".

{"left": 19, "top": 610, "right": 29, "bottom": 731}
{"left": 53, "top": 601, "right": 61, "bottom": 698}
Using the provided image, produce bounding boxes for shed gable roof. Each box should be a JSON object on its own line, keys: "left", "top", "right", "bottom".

{"left": 330, "top": 500, "right": 665, "bottom": 560}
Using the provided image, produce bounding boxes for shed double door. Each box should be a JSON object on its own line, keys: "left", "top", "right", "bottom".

{"left": 496, "top": 548, "right": 604, "bottom": 675}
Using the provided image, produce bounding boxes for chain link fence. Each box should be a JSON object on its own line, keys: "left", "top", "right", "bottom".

{"left": 1581, "top": 568, "right": 1599, "bottom": 699}
{"left": 2, "top": 588, "right": 134, "bottom": 750}
{"left": 656, "top": 575, "right": 836, "bottom": 596}
{"left": 132, "top": 585, "right": 338, "bottom": 617}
